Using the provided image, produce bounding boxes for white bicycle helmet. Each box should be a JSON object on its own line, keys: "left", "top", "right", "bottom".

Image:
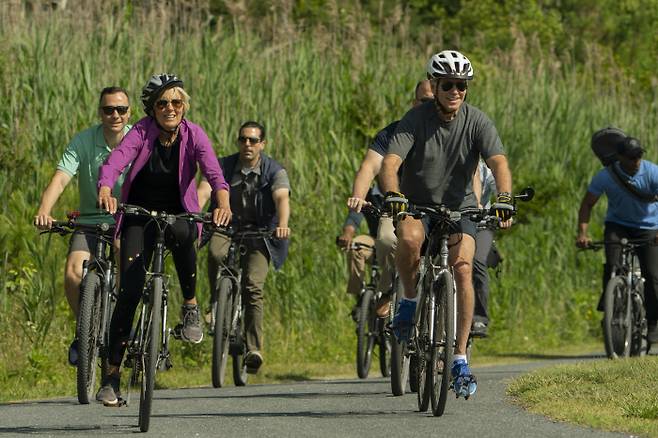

{"left": 141, "top": 73, "right": 184, "bottom": 116}
{"left": 426, "top": 50, "right": 474, "bottom": 80}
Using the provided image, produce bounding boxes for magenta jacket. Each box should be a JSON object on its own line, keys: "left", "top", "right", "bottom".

{"left": 98, "top": 117, "right": 229, "bottom": 232}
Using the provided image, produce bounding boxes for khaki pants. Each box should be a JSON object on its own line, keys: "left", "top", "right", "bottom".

{"left": 208, "top": 233, "right": 270, "bottom": 352}
{"left": 346, "top": 217, "right": 397, "bottom": 296}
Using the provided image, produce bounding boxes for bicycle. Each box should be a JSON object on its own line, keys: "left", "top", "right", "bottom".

{"left": 399, "top": 187, "right": 534, "bottom": 416}
{"left": 209, "top": 227, "right": 273, "bottom": 388}
{"left": 119, "top": 204, "right": 209, "bottom": 432}
{"left": 582, "top": 239, "right": 649, "bottom": 359}
{"left": 39, "top": 213, "right": 118, "bottom": 405}
{"left": 348, "top": 240, "right": 392, "bottom": 380}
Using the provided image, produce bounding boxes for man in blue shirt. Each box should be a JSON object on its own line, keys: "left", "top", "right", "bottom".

{"left": 576, "top": 134, "right": 658, "bottom": 344}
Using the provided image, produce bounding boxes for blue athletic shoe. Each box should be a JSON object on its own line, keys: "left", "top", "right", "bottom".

{"left": 451, "top": 359, "right": 477, "bottom": 399}
{"left": 390, "top": 298, "right": 416, "bottom": 342}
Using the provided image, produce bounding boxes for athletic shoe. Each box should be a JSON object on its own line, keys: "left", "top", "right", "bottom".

{"left": 471, "top": 321, "right": 488, "bottom": 338}
{"left": 68, "top": 339, "right": 78, "bottom": 366}
{"left": 180, "top": 304, "right": 204, "bottom": 344}
{"left": 451, "top": 359, "right": 477, "bottom": 399}
{"left": 245, "top": 350, "right": 263, "bottom": 374}
{"left": 391, "top": 298, "right": 416, "bottom": 342}
{"left": 96, "top": 373, "right": 121, "bottom": 405}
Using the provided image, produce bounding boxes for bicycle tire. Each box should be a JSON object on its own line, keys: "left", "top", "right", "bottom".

{"left": 232, "top": 293, "right": 248, "bottom": 387}
{"left": 416, "top": 292, "right": 431, "bottom": 412}
{"left": 431, "top": 272, "right": 455, "bottom": 416}
{"left": 211, "top": 277, "right": 232, "bottom": 388}
{"left": 630, "top": 283, "right": 648, "bottom": 357}
{"left": 379, "top": 327, "right": 392, "bottom": 378}
{"left": 389, "top": 280, "right": 410, "bottom": 396}
{"left": 139, "top": 277, "right": 163, "bottom": 432}
{"left": 603, "top": 276, "right": 632, "bottom": 359}
{"left": 76, "top": 271, "right": 101, "bottom": 404}
{"left": 408, "top": 354, "right": 419, "bottom": 393}
{"left": 356, "top": 288, "right": 375, "bottom": 378}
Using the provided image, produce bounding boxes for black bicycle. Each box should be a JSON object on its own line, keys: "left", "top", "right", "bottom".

{"left": 209, "top": 227, "right": 273, "bottom": 388}
{"left": 119, "top": 204, "right": 209, "bottom": 432}
{"left": 348, "top": 240, "right": 392, "bottom": 379}
{"left": 582, "top": 239, "right": 649, "bottom": 359}
{"left": 400, "top": 188, "right": 534, "bottom": 416}
{"left": 39, "top": 213, "right": 118, "bottom": 404}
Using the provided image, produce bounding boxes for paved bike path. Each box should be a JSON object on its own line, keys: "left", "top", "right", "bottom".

{"left": 0, "top": 357, "right": 631, "bottom": 437}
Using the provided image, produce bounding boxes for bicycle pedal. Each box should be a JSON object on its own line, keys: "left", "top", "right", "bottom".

{"left": 171, "top": 325, "right": 183, "bottom": 340}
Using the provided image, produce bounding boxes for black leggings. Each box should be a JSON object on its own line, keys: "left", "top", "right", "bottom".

{"left": 603, "top": 222, "right": 658, "bottom": 322}
{"left": 108, "top": 216, "right": 197, "bottom": 367}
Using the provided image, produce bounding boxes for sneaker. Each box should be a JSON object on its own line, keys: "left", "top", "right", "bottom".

{"left": 375, "top": 294, "right": 392, "bottom": 318}
{"left": 451, "top": 359, "right": 477, "bottom": 399}
{"left": 68, "top": 339, "right": 78, "bottom": 366}
{"left": 96, "top": 373, "right": 121, "bottom": 405}
{"left": 180, "top": 304, "right": 204, "bottom": 344}
{"left": 391, "top": 298, "right": 416, "bottom": 342}
{"left": 245, "top": 350, "right": 263, "bottom": 374}
{"left": 648, "top": 321, "right": 658, "bottom": 344}
{"left": 471, "top": 321, "right": 488, "bottom": 338}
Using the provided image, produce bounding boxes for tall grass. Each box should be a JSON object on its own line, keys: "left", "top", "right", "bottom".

{"left": 0, "top": 4, "right": 656, "bottom": 397}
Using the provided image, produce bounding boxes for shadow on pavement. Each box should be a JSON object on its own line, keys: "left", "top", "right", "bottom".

{"left": 0, "top": 425, "right": 133, "bottom": 435}
{"left": 487, "top": 352, "right": 606, "bottom": 360}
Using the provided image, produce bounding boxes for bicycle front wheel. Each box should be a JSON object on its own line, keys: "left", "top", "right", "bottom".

{"left": 76, "top": 271, "right": 101, "bottom": 404}
{"left": 139, "top": 277, "right": 163, "bottom": 432}
{"left": 356, "top": 288, "right": 375, "bottom": 379}
{"left": 431, "top": 272, "right": 455, "bottom": 417}
{"left": 603, "top": 276, "right": 632, "bottom": 359}
{"left": 416, "top": 292, "right": 431, "bottom": 412}
{"left": 212, "top": 277, "right": 233, "bottom": 388}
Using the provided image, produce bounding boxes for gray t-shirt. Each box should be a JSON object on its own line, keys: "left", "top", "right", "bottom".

{"left": 388, "top": 101, "right": 505, "bottom": 209}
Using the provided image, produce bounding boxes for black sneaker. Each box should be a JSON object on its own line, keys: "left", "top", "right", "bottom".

{"left": 96, "top": 373, "right": 121, "bottom": 405}
{"left": 68, "top": 339, "right": 79, "bottom": 366}
{"left": 180, "top": 304, "right": 204, "bottom": 344}
{"left": 244, "top": 350, "right": 263, "bottom": 374}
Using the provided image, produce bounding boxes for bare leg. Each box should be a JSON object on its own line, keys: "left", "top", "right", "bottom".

{"left": 448, "top": 234, "right": 476, "bottom": 356}
{"left": 394, "top": 217, "right": 425, "bottom": 299}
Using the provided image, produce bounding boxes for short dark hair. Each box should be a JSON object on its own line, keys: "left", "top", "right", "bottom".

{"left": 98, "top": 86, "right": 129, "bottom": 106}
{"left": 239, "top": 121, "right": 266, "bottom": 140}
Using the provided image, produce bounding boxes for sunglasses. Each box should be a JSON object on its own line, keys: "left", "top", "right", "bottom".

{"left": 238, "top": 136, "right": 261, "bottom": 144}
{"left": 155, "top": 99, "right": 184, "bottom": 110}
{"left": 440, "top": 81, "right": 468, "bottom": 92}
{"left": 101, "top": 106, "right": 129, "bottom": 115}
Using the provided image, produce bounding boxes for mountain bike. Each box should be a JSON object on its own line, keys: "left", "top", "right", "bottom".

{"left": 209, "top": 227, "right": 273, "bottom": 388}
{"left": 119, "top": 204, "right": 209, "bottom": 432}
{"left": 349, "top": 240, "right": 392, "bottom": 379}
{"left": 401, "top": 188, "right": 534, "bottom": 416}
{"left": 39, "top": 213, "right": 118, "bottom": 404}
{"left": 583, "top": 239, "right": 649, "bottom": 359}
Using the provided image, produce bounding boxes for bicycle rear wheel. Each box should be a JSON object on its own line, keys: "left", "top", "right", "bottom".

{"left": 378, "top": 324, "right": 392, "bottom": 378}
{"left": 416, "top": 292, "right": 431, "bottom": 412}
{"left": 431, "top": 272, "right": 455, "bottom": 416}
{"left": 603, "top": 276, "right": 632, "bottom": 359}
{"left": 389, "top": 280, "right": 410, "bottom": 396}
{"left": 356, "top": 288, "right": 375, "bottom": 378}
{"left": 232, "top": 294, "right": 249, "bottom": 387}
{"left": 139, "top": 277, "right": 163, "bottom": 432}
{"left": 211, "top": 277, "right": 232, "bottom": 388}
{"left": 76, "top": 271, "right": 101, "bottom": 404}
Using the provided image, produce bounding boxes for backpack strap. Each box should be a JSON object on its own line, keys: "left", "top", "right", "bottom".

{"left": 607, "top": 164, "right": 658, "bottom": 203}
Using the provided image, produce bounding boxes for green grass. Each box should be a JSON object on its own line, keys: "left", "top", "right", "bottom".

{"left": 509, "top": 356, "right": 658, "bottom": 437}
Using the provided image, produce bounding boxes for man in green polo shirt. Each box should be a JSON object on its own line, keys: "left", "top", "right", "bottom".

{"left": 34, "top": 86, "right": 131, "bottom": 365}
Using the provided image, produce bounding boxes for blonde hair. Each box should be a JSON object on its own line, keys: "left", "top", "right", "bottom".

{"left": 159, "top": 86, "right": 191, "bottom": 114}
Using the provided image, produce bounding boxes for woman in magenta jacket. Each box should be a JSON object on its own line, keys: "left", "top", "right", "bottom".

{"left": 96, "top": 74, "right": 231, "bottom": 405}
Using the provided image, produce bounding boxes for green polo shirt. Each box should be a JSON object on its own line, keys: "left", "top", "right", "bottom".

{"left": 57, "top": 124, "right": 131, "bottom": 225}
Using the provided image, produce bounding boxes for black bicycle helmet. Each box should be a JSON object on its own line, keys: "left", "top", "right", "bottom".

{"left": 141, "top": 73, "right": 184, "bottom": 116}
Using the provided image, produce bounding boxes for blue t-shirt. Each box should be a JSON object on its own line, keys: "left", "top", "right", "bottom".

{"left": 588, "top": 160, "right": 658, "bottom": 229}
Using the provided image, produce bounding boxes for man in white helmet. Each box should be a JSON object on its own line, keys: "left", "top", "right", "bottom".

{"left": 380, "top": 50, "right": 513, "bottom": 399}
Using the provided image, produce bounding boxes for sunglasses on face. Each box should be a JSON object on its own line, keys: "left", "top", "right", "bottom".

{"left": 101, "top": 106, "right": 129, "bottom": 116}
{"left": 155, "top": 99, "right": 184, "bottom": 111}
{"left": 440, "top": 81, "right": 468, "bottom": 92}
{"left": 238, "top": 136, "right": 261, "bottom": 144}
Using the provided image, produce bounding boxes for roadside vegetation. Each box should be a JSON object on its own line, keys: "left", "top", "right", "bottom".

{"left": 509, "top": 356, "right": 658, "bottom": 437}
{"left": 1, "top": 1, "right": 657, "bottom": 402}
